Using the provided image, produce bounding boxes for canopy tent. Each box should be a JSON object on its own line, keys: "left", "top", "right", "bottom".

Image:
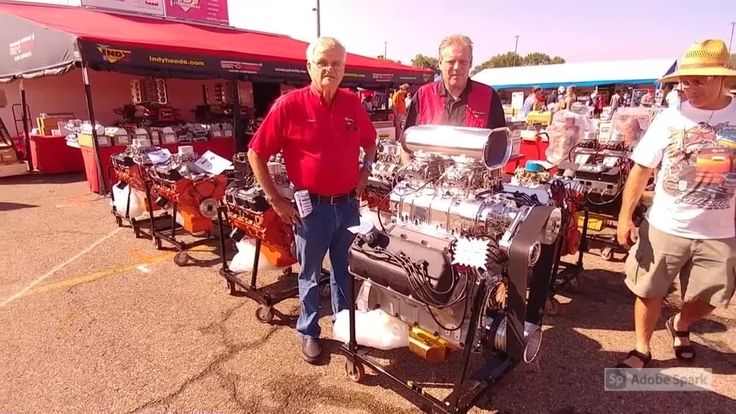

{"left": 0, "top": 2, "right": 433, "bottom": 86}
{"left": 471, "top": 59, "right": 677, "bottom": 90}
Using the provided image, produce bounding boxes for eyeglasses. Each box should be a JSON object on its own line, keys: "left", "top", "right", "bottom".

{"left": 681, "top": 76, "right": 714, "bottom": 88}
{"left": 311, "top": 60, "right": 345, "bottom": 70}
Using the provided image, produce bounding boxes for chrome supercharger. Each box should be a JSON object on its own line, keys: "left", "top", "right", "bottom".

{"left": 341, "top": 125, "right": 563, "bottom": 414}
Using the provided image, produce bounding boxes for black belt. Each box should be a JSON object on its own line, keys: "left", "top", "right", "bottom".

{"left": 309, "top": 190, "right": 356, "bottom": 205}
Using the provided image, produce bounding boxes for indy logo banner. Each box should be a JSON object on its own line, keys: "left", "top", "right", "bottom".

{"left": 604, "top": 368, "right": 713, "bottom": 392}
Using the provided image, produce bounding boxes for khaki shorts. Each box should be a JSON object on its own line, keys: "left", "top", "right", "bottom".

{"left": 624, "top": 220, "right": 736, "bottom": 308}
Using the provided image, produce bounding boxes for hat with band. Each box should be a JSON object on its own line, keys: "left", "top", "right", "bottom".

{"left": 659, "top": 39, "right": 736, "bottom": 83}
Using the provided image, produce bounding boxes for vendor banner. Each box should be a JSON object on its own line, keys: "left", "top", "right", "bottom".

{"left": 80, "top": 41, "right": 430, "bottom": 86}
{"left": 81, "top": 0, "right": 165, "bottom": 16}
{"left": 0, "top": 14, "right": 79, "bottom": 81}
{"left": 165, "top": 0, "right": 229, "bottom": 26}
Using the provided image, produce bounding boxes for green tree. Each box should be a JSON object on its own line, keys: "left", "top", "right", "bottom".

{"left": 410, "top": 54, "right": 439, "bottom": 71}
{"left": 471, "top": 52, "right": 566, "bottom": 76}
{"left": 470, "top": 52, "right": 523, "bottom": 76}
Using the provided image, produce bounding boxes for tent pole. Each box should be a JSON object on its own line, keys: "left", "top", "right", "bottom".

{"left": 81, "top": 65, "right": 106, "bottom": 195}
{"left": 19, "top": 79, "right": 32, "bottom": 171}
{"left": 232, "top": 78, "right": 245, "bottom": 153}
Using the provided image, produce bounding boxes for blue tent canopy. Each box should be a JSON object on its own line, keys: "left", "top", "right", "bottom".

{"left": 472, "top": 59, "right": 677, "bottom": 90}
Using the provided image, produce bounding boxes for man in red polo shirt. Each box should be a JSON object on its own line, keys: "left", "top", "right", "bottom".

{"left": 247, "top": 36, "right": 377, "bottom": 364}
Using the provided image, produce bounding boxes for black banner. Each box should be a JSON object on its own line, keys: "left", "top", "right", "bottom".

{"left": 0, "top": 13, "right": 78, "bottom": 80}
{"left": 79, "top": 40, "right": 433, "bottom": 86}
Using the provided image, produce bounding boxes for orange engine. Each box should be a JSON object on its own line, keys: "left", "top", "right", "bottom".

{"left": 223, "top": 187, "right": 297, "bottom": 268}
{"left": 148, "top": 169, "right": 227, "bottom": 234}
{"left": 111, "top": 155, "right": 149, "bottom": 193}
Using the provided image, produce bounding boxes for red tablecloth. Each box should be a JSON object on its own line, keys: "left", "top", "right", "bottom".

{"left": 80, "top": 137, "right": 236, "bottom": 194}
{"left": 29, "top": 134, "right": 85, "bottom": 174}
{"left": 503, "top": 139, "right": 551, "bottom": 174}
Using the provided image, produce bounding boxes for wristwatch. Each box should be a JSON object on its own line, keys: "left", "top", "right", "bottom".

{"left": 362, "top": 158, "right": 374, "bottom": 173}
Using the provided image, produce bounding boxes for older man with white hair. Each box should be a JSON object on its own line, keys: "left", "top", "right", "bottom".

{"left": 248, "top": 37, "right": 377, "bottom": 364}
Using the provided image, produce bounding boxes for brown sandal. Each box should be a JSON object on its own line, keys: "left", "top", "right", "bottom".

{"left": 616, "top": 349, "right": 652, "bottom": 368}
{"left": 666, "top": 316, "right": 695, "bottom": 361}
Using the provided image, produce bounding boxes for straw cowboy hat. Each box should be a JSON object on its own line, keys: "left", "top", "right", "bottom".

{"left": 660, "top": 39, "right": 736, "bottom": 83}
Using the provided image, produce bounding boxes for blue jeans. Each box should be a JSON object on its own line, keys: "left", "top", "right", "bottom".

{"left": 295, "top": 197, "right": 360, "bottom": 338}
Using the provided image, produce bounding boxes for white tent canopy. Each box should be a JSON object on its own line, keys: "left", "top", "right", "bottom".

{"left": 472, "top": 58, "right": 677, "bottom": 90}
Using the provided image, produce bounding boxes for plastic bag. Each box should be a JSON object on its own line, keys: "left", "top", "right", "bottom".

{"left": 111, "top": 182, "right": 146, "bottom": 219}
{"left": 332, "top": 308, "right": 409, "bottom": 350}
{"left": 229, "top": 238, "right": 288, "bottom": 273}
{"left": 545, "top": 110, "right": 597, "bottom": 165}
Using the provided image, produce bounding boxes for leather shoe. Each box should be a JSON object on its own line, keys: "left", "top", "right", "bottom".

{"left": 301, "top": 337, "right": 322, "bottom": 364}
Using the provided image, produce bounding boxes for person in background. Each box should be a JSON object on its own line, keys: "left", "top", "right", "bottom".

{"left": 405, "top": 91, "right": 413, "bottom": 111}
{"left": 392, "top": 83, "right": 410, "bottom": 129}
{"left": 400, "top": 34, "right": 505, "bottom": 162}
{"left": 615, "top": 39, "right": 736, "bottom": 369}
{"left": 546, "top": 88, "right": 559, "bottom": 108}
{"left": 534, "top": 88, "right": 547, "bottom": 111}
{"left": 521, "top": 86, "right": 541, "bottom": 116}
{"left": 362, "top": 94, "right": 374, "bottom": 112}
{"left": 247, "top": 36, "right": 377, "bottom": 364}
{"left": 610, "top": 89, "right": 622, "bottom": 112}
{"left": 640, "top": 87, "right": 654, "bottom": 107}
{"left": 560, "top": 85, "right": 577, "bottom": 110}
{"left": 665, "top": 83, "right": 683, "bottom": 109}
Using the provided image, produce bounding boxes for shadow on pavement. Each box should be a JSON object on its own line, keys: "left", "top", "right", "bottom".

{"left": 0, "top": 202, "right": 38, "bottom": 211}
{"left": 0, "top": 172, "right": 86, "bottom": 186}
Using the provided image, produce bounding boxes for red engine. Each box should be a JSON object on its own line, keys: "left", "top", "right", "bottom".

{"left": 111, "top": 154, "right": 150, "bottom": 193}
{"left": 148, "top": 168, "right": 227, "bottom": 234}
{"left": 223, "top": 187, "right": 297, "bottom": 268}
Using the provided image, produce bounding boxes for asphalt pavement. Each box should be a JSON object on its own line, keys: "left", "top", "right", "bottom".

{"left": 1, "top": 173, "right": 734, "bottom": 414}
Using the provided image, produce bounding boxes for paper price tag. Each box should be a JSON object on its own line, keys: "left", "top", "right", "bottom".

{"left": 452, "top": 237, "right": 490, "bottom": 270}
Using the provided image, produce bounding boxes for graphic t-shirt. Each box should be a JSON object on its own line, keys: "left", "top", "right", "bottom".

{"left": 631, "top": 99, "right": 736, "bottom": 239}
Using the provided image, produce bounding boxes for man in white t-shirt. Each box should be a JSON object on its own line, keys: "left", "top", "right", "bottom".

{"left": 616, "top": 39, "right": 736, "bottom": 369}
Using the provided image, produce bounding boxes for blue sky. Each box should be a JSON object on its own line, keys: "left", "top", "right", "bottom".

{"left": 18, "top": 0, "right": 736, "bottom": 65}
{"left": 230, "top": 0, "right": 736, "bottom": 64}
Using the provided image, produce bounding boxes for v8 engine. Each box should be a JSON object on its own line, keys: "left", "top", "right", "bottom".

{"left": 351, "top": 125, "right": 562, "bottom": 365}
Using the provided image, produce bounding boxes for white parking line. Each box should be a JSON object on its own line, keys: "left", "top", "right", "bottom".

{"left": 0, "top": 228, "right": 122, "bottom": 309}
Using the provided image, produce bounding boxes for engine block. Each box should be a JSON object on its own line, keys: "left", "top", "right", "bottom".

{"left": 222, "top": 153, "right": 297, "bottom": 268}
{"left": 353, "top": 125, "right": 562, "bottom": 364}
{"left": 147, "top": 153, "right": 227, "bottom": 234}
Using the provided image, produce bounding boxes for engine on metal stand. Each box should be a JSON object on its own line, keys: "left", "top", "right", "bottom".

{"left": 222, "top": 152, "right": 298, "bottom": 269}
{"left": 345, "top": 125, "right": 563, "bottom": 411}
{"left": 147, "top": 147, "right": 227, "bottom": 235}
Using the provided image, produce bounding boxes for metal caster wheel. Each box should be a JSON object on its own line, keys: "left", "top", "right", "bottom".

{"left": 133, "top": 225, "right": 141, "bottom": 238}
{"left": 600, "top": 247, "right": 614, "bottom": 261}
{"left": 174, "top": 251, "right": 190, "bottom": 267}
{"left": 345, "top": 360, "right": 365, "bottom": 383}
{"left": 115, "top": 216, "right": 122, "bottom": 227}
{"left": 255, "top": 306, "right": 274, "bottom": 323}
{"left": 545, "top": 297, "right": 561, "bottom": 316}
{"left": 319, "top": 284, "right": 331, "bottom": 299}
{"left": 153, "top": 237, "right": 162, "bottom": 250}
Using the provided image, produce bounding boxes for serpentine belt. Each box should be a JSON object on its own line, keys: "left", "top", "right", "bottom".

{"left": 505, "top": 205, "right": 553, "bottom": 361}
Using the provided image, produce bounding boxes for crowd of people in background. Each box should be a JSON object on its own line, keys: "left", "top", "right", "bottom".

{"left": 518, "top": 82, "right": 689, "bottom": 119}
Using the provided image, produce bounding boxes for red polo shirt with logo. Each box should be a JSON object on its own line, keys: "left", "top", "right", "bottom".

{"left": 249, "top": 85, "right": 377, "bottom": 196}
